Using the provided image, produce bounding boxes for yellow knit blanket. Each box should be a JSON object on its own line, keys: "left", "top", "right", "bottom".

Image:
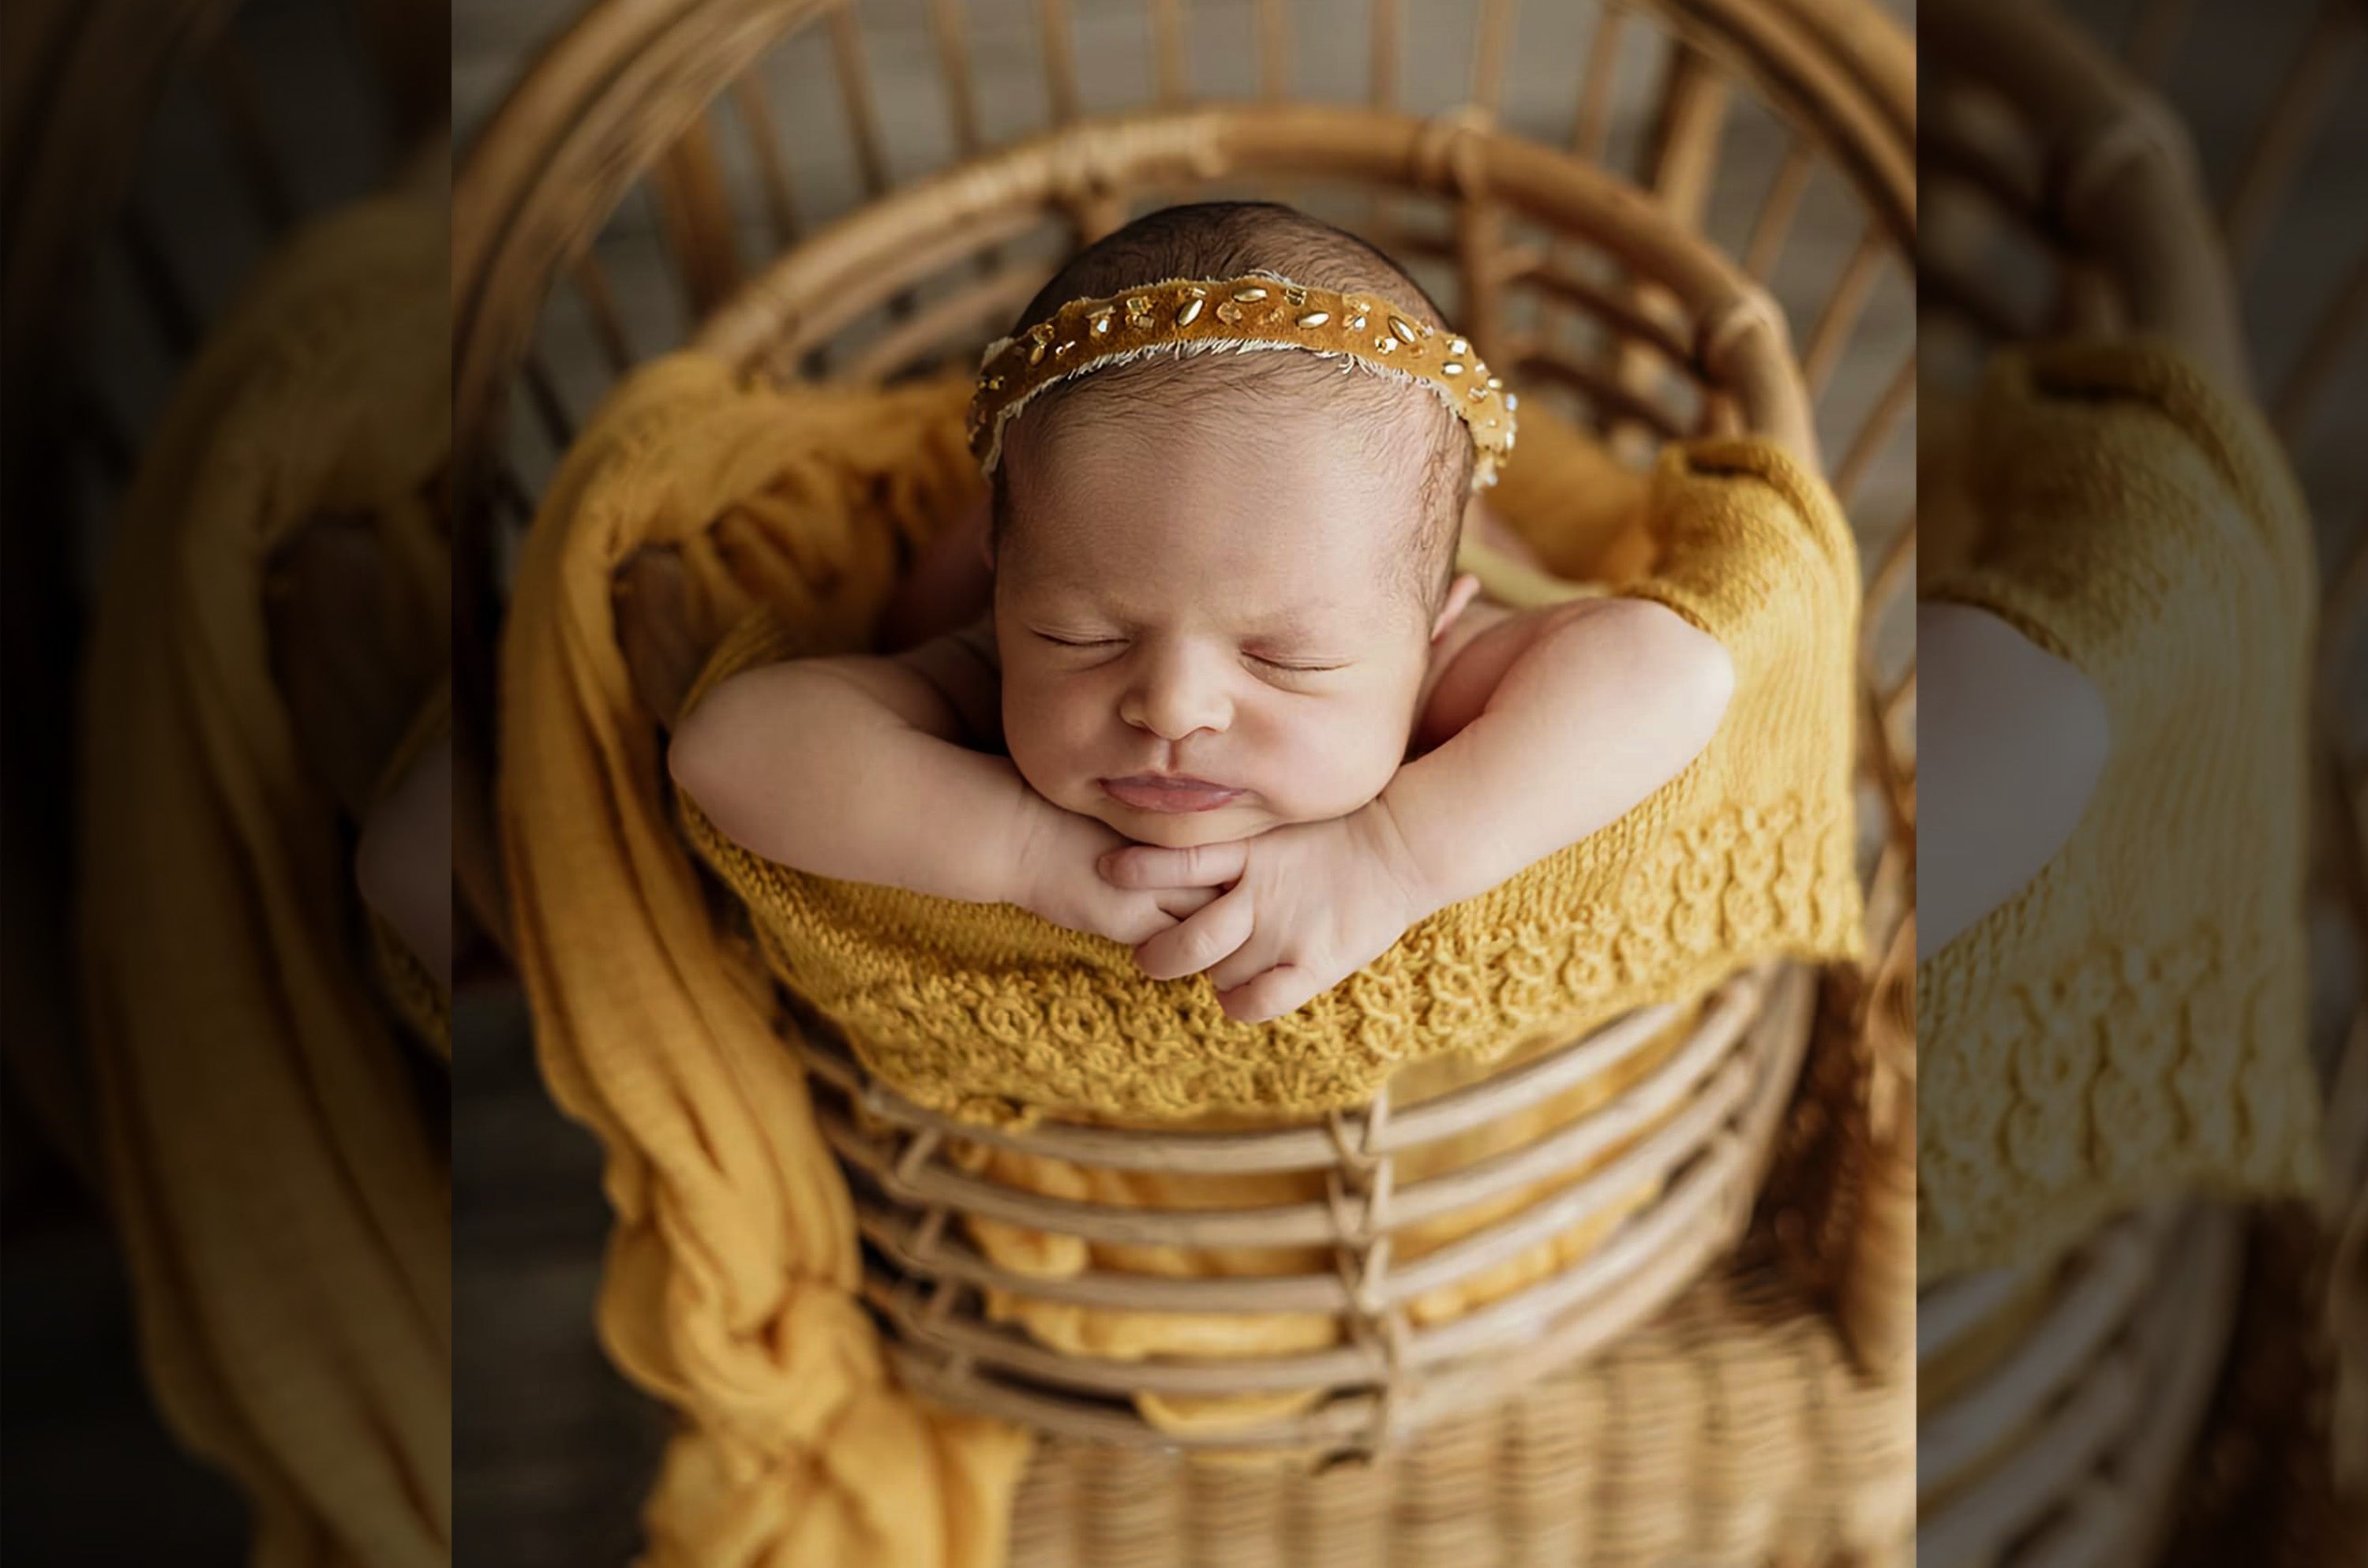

{"left": 501, "top": 354, "right": 1863, "bottom": 1566}
{"left": 79, "top": 193, "right": 451, "bottom": 1566}
{"left": 1918, "top": 339, "right": 2321, "bottom": 1280}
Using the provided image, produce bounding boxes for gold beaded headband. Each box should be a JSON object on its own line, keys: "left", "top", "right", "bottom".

{"left": 967, "top": 274, "right": 1519, "bottom": 490}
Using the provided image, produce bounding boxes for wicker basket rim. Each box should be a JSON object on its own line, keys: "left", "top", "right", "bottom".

{"left": 685, "top": 100, "right": 1819, "bottom": 465}
{"left": 1924, "top": 0, "right": 2247, "bottom": 391}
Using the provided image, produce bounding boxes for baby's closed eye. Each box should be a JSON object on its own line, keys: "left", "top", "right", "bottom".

{"left": 1245, "top": 651, "right": 1348, "bottom": 675}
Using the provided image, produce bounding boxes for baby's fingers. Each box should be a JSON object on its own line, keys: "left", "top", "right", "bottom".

{"left": 1101, "top": 840, "right": 1248, "bottom": 890}
{"left": 1134, "top": 887, "right": 1253, "bottom": 981}
{"left": 1218, "top": 964, "right": 1325, "bottom": 1024}
{"left": 1153, "top": 885, "right": 1221, "bottom": 920}
{"left": 1206, "top": 930, "right": 1282, "bottom": 995}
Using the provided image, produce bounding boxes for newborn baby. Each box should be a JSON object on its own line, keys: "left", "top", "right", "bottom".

{"left": 672, "top": 201, "right": 1733, "bottom": 1022}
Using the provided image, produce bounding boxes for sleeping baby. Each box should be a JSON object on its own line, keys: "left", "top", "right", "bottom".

{"left": 669, "top": 200, "right": 1733, "bottom": 1024}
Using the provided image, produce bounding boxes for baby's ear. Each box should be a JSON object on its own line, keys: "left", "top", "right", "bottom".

{"left": 1430, "top": 573, "right": 1482, "bottom": 643}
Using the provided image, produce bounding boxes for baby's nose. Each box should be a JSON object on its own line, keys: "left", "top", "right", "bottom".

{"left": 1122, "top": 652, "right": 1231, "bottom": 740}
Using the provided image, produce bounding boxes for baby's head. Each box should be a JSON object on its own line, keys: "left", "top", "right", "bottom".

{"left": 983, "top": 202, "right": 1486, "bottom": 849}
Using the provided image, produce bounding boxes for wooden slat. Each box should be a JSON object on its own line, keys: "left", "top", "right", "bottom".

{"left": 2272, "top": 244, "right": 2368, "bottom": 442}
{"left": 1256, "top": 0, "right": 1289, "bottom": 100}
{"left": 1743, "top": 137, "right": 1814, "bottom": 281}
{"left": 727, "top": 73, "right": 803, "bottom": 251}
{"left": 1037, "top": 0, "right": 1081, "bottom": 126}
{"left": 1366, "top": 0, "right": 1399, "bottom": 234}
{"left": 840, "top": 270, "right": 1043, "bottom": 384}
{"left": 1570, "top": 4, "right": 1628, "bottom": 162}
{"left": 830, "top": 2, "right": 893, "bottom": 195}
{"left": 1470, "top": 0, "right": 1516, "bottom": 113}
{"left": 568, "top": 253, "right": 635, "bottom": 375}
{"left": 1534, "top": 6, "right": 1631, "bottom": 358}
{"left": 1151, "top": 0, "right": 1190, "bottom": 107}
{"left": 1527, "top": 255, "right": 1696, "bottom": 369}
{"left": 1834, "top": 351, "right": 1914, "bottom": 508}
{"left": 649, "top": 118, "right": 742, "bottom": 320}
{"left": 1867, "top": 511, "right": 1917, "bottom": 628}
{"left": 2220, "top": 0, "right": 2360, "bottom": 271}
{"left": 1517, "top": 352, "right": 1688, "bottom": 441}
{"left": 1883, "top": 668, "right": 1916, "bottom": 737}
{"left": 1639, "top": 39, "right": 1728, "bottom": 227}
{"left": 930, "top": 0, "right": 987, "bottom": 152}
{"left": 1800, "top": 226, "right": 1884, "bottom": 398}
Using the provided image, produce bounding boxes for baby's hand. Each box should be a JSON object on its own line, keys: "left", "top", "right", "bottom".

{"left": 1099, "top": 803, "right": 1437, "bottom": 1023}
{"left": 1018, "top": 806, "right": 1220, "bottom": 947}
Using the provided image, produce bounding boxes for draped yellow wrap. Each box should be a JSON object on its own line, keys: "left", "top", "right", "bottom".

{"left": 1918, "top": 340, "right": 2323, "bottom": 1278}
{"left": 79, "top": 194, "right": 451, "bottom": 1566}
{"left": 500, "top": 353, "right": 1863, "bottom": 1564}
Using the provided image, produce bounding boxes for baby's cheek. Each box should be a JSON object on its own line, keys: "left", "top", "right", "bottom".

{"left": 1004, "top": 679, "right": 1110, "bottom": 799}
{"left": 1268, "top": 702, "right": 1407, "bottom": 818}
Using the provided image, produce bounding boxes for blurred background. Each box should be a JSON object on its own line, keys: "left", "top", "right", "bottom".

{"left": 2, "top": 2, "right": 2360, "bottom": 1566}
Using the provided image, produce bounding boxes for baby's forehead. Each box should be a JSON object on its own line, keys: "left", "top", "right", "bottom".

{"left": 1006, "top": 538, "right": 1403, "bottom": 629}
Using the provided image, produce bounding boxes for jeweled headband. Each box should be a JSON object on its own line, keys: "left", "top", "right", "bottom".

{"left": 967, "top": 274, "right": 1519, "bottom": 490}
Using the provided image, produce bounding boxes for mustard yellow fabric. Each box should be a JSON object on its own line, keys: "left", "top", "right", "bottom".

{"left": 78, "top": 195, "right": 451, "bottom": 1566}
{"left": 1918, "top": 340, "right": 2321, "bottom": 1280}
{"left": 499, "top": 361, "right": 1030, "bottom": 1568}
{"left": 504, "top": 350, "right": 1861, "bottom": 1562}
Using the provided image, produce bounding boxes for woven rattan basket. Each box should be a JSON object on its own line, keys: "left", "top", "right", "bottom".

{"left": 459, "top": 2, "right": 1918, "bottom": 1561}
{"left": 1918, "top": 2, "right": 2368, "bottom": 1564}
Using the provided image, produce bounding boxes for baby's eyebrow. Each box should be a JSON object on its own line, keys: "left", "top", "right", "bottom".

{"left": 1238, "top": 606, "right": 1340, "bottom": 639}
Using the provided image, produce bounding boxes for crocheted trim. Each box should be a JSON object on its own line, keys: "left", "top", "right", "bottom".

{"left": 968, "top": 274, "right": 1516, "bottom": 488}
{"left": 699, "top": 795, "right": 1860, "bottom": 1125}
{"left": 1918, "top": 922, "right": 2319, "bottom": 1277}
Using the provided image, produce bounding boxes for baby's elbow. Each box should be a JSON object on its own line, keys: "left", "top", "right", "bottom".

{"left": 1638, "top": 604, "right": 1733, "bottom": 752}
{"left": 666, "top": 687, "right": 744, "bottom": 821}
{"left": 1683, "top": 623, "right": 1736, "bottom": 741}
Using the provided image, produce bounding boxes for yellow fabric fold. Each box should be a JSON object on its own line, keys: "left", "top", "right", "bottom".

{"left": 505, "top": 350, "right": 1862, "bottom": 1559}
{"left": 1918, "top": 339, "right": 2321, "bottom": 1279}
{"left": 78, "top": 194, "right": 451, "bottom": 1566}
{"left": 498, "top": 360, "right": 1029, "bottom": 1568}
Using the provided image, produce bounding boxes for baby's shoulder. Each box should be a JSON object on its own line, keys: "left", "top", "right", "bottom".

{"left": 890, "top": 612, "right": 1005, "bottom": 751}
{"left": 1412, "top": 598, "right": 1519, "bottom": 754}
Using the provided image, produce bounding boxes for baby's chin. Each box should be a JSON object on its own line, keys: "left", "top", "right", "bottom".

{"left": 1088, "top": 799, "right": 1273, "bottom": 850}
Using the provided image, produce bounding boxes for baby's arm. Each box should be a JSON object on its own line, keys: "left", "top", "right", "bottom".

{"left": 669, "top": 637, "right": 1209, "bottom": 943}
{"left": 671, "top": 650, "right": 1031, "bottom": 902}
{"left": 1914, "top": 601, "right": 2109, "bottom": 959}
{"left": 1381, "top": 596, "right": 1734, "bottom": 914}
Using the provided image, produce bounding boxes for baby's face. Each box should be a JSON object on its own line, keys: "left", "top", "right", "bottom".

{"left": 995, "top": 409, "right": 1439, "bottom": 849}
